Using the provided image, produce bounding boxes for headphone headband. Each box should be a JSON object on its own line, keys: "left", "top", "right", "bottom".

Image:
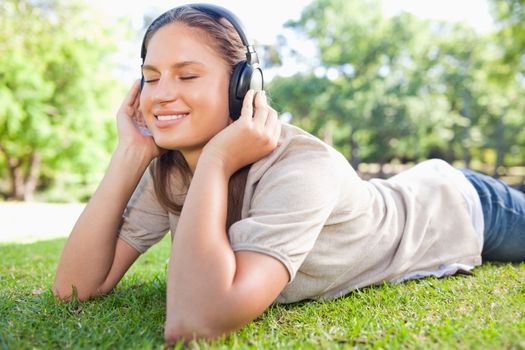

{"left": 187, "top": 4, "right": 250, "bottom": 48}
{"left": 140, "top": 3, "right": 259, "bottom": 66}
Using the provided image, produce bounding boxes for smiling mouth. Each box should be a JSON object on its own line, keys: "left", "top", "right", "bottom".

{"left": 156, "top": 114, "right": 189, "bottom": 121}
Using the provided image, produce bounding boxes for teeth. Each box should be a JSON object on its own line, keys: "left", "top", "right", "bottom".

{"left": 157, "top": 114, "right": 188, "bottom": 121}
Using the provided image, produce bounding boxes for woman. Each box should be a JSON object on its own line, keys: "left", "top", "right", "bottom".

{"left": 53, "top": 4, "right": 525, "bottom": 344}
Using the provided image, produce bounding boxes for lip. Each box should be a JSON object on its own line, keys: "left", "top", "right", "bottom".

{"left": 153, "top": 110, "right": 190, "bottom": 129}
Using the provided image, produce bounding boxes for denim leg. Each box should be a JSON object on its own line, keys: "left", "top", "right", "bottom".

{"left": 459, "top": 168, "right": 525, "bottom": 262}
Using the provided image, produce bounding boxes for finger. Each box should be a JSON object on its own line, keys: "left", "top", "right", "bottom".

{"left": 264, "top": 107, "right": 278, "bottom": 128}
{"left": 133, "top": 89, "right": 140, "bottom": 111}
{"left": 271, "top": 119, "right": 282, "bottom": 144}
{"left": 129, "top": 91, "right": 140, "bottom": 122}
{"left": 123, "top": 80, "right": 141, "bottom": 108}
{"left": 132, "top": 80, "right": 141, "bottom": 107}
{"left": 129, "top": 82, "right": 142, "bottom": 123}
{"left": 265, "top": 109, "right": 280, "bottom": 138}
{"left": 239, "top": 89, "right": 256, "bottom": 121}
{"left": 252, "top": 91, "right": 270, "bottom": 128}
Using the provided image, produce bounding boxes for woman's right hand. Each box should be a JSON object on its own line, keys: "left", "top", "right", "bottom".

{"left": 115, "top": 80, "right": 162, "bottom": 160}
{"left": 202, "top": 90, "right": 281, "bottom": 177}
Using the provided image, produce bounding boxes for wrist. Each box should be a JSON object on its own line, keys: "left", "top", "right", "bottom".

{"left": 197, "top": 151, "right": 234, "bottom": 178}
{"left": 113, "top": 143, "right": 154, "bottom": 169}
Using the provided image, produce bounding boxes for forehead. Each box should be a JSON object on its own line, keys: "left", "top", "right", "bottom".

{"left": 144, "top": 22, "right": 222, "bottom": 65}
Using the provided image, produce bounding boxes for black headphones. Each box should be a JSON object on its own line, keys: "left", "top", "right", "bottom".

{"left": 140, "top": 3, "right": 264, "bottom": 120}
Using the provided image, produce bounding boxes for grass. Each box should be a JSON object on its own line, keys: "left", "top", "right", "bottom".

{"left": 1, "top": 236, "right": 524, "bottom": 350}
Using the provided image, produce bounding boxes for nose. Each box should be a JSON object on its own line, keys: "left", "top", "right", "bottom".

{"left": 151, "top": 75, "right": 179, "bottom": 104}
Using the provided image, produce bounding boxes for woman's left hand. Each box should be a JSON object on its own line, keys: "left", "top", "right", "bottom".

{"left": 202, "top": 90, "right": 281, "bottom": 176}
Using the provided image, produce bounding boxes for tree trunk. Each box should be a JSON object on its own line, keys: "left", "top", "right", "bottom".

{"left": 9, "top": 165, "right": 25, "bottom": 200}
{"left": 23, "top": 152, "right": 41, "bottom": 201}
{"left": 0, "top": 146, "right": 40, "bottom": 201}
{"left": 446, "top": 132, "right": 455, "bottom": 164}
{"left": 349, "top": 128, "right": 361, "bottom": 169}
{"left": 0, "top": 145, "right": 23, "bottom": 200}
{"left": 323, "top": 126, "right": 333, "bottom": 146}
{"left": 461, "top": 89, "right": 472, "bottom": 169}
{"left": 378, "top": 160, "right": 386, "bottom": 179}
{"left": 493, "top": 118, "right": 505, "bottom": 178}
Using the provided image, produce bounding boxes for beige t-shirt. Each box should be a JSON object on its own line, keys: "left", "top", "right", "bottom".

{"left": 119, "top": 123, "right": 482, "bottom": 304}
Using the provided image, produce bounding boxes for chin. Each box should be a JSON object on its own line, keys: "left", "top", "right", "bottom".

{"left": 153, "top": 134, "right": 205, "bottom": 153}
{"left": 151, "top": 134, "right": 179, "bottom": 151}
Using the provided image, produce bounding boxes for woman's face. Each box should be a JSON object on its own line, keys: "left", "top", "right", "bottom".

{"left": 140, "top": 22, "right": 231, "bottom": 157}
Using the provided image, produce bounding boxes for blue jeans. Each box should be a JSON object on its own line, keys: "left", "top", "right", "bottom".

{"left": 459, "top": 169, "right": 525, "bottom": 262}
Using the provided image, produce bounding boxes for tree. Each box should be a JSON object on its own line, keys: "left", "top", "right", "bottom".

{"left": 0, "top": 0, "right": 127, "bottom": 201}
{"left": 271, "top": 0, "right": 523, "bottom": 176}
{"left": 283, "top": 0, "right": 442, "bottom": 168}
{"left": 269, "top": 74, "right": 331, "bottom": 135}
{"left": 489, "top": 0, "right": 525, "bottom": 73}
{"left": 486, "top": 0, "right": 525, "bottom": 175}
{"left": 424, "top": 24, "right": 491, "bottom": 167}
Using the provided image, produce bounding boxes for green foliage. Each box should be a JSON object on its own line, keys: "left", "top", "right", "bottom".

{"left": 269, "top": 73, "right": 331, "bottom": 133}
{"left": 1, "top": 237, "right": 524, "bottom": 349}
{"left": 270, "top": 0, "right": 525, "bottom": 174}
{"left": 279, "top": 1, "right": 449, "bottom": 166}
{"left": 490, "top": 0, "right": 525, "bottom": 72}
{"left": 0, "top": 0, "right": 126, "bottom": 200}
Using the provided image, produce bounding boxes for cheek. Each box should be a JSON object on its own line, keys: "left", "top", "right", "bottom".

{"left": 214, "top": 77, "right": 231, "bottom": 116}
{"left": 207, "top": 67, "right": 230, "bottom": 104}
{"left": 195, "top": 79, "right": 229, "bottom": 119}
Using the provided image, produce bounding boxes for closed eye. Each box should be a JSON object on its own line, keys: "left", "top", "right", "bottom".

{"left": 143, "top": 76, "right": 198, "bottom": 83}
{"left": 180, "top": 76, "right": 198, "bottom": 80}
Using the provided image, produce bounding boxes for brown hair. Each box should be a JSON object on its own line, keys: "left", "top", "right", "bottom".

{"left": 142, "top": 6, "right": 251, "bottom": 230}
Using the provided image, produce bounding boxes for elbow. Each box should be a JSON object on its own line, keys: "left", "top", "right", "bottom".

{"left": 164, "top": 318, "right": 232, "bottom": 344}
{"left": 52, "top": 280, "right": 106, "bottom": 302}
{"left": 52, "top": 283, "right": 78, "bottom": 302}
{"left": 164, "top": 323, "right": 194, "bottom": 345}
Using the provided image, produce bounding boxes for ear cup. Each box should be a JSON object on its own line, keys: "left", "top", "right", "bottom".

{"left": 228, "top": 61, "right": 264, "bottom": 120}
{"left": 229, "top": 61, "right": 250, "bottom": 120}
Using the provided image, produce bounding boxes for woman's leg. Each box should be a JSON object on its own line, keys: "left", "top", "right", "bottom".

{"left": 460, "top": 169, "right": 525, "bottom": 262}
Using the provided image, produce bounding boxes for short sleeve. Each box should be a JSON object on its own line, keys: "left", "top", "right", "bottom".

{"left": 118, "top": 163, "right": 170, "bottom": 253}
{"left": 228, "top": 139, "right": 343, "bottom": 282}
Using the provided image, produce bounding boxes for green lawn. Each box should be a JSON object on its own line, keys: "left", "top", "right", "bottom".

{"left": 1, "top": 236, "right": 524, "bottom": 349}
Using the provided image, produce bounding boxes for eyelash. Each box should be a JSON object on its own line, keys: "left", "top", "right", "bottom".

{"left": 180, "top": 76, "right": 197, "bottom": 80}
{"left": 144, "top": 76, "right": 198, "bottom": 84}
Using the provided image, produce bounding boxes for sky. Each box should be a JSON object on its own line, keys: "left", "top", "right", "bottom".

{"left": 89, "top": 0, "right": 495, "bottom": 81}
{"left": 90, "top": 0, "right": 494, "bottom": 41}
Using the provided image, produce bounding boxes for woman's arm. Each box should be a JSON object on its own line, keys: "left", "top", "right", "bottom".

{"left": 164, "top": 91, "right": 288, "bottom": 342}
{"left": 53, "top": 81, "right": 160, "bottom": 301}
{"left": 53, "top": 147, "right": 148, "bottom": 300}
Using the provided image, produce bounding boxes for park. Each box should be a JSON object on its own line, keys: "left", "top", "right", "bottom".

{"left": 1, "top": 0, "right": 524, "bottom": 348}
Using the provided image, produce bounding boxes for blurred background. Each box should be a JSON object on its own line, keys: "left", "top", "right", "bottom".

{"left": 0, "top": 0, "right": 524, "bottom": 240}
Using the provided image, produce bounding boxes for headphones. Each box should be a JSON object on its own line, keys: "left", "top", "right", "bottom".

{"left": 140, "top": 3, "right": 264, "bottom": 120}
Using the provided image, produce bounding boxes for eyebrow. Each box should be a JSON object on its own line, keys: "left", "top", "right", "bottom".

{"left": 141, "top": 61, "right": 205, "bottom": 72}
